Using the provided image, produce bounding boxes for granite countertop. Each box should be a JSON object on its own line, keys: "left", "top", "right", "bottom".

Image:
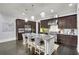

{"left": 58, "top": 33, "right": 77, "bottom": 36}
{"left": 40, "top": 34, "right": 56, "bottom": 41}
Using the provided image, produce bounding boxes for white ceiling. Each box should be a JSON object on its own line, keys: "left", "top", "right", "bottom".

{"left": 0, "top": 3, "right": 77, "bottom": 21}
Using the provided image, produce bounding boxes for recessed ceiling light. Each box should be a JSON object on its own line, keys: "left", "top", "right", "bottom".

{"left": 50, "top": 9, "right": 54, "bottom": 13}
{"left": 25, "top": 18, "right": 28, "bottom": 22}
{"left": 69, "top": 3, "right": 73, "bottom": 7}
{"left": 31, "top": 16, "right": 34, "bottom": 20}
{"left": 40, "top": 12, "right": 45, "bottom": 18}
{"left": 22, "top": 12, "right": 25, "bottom": 15}
{"left": 54, "top": 14, "right": 58, "bottom": 18}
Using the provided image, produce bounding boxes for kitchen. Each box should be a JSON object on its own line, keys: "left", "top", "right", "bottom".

{"left": 0, "top": 3, "right": 78, "bottom": 55}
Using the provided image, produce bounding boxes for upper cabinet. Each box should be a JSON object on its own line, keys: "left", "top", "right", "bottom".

{"left": 25, "top": 21, "right": 40, "bottom": 33}
{"left": 41, "top": 20, "right": 49, "bottom": 28}
{"left": 58, "top": 14, "right": 77, "bottom": 29}
{"left": 26, "top": 21, "right": 36, "bottom": 33}
{"left": 41, "top": 18, "right": 58, "bottom": 28}
{"left": 16, "top": 19, "right": 25, "bottom": 28}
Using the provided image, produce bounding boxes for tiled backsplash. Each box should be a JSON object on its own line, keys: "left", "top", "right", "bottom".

{"left": 59, "top": 29, "right": 78, "bottom": 36}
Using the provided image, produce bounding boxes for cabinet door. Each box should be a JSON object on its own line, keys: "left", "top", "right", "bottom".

{"left": 16, "top": 19, "right": 25, "bottom": 28}
{"left": 63, "top": 35, "right": 77, "bottom": 47}
{"left": 65, "top": 15, "right": 77, "bottom": 29}
{"left": 70, "top": 36, "right": 77, "bottom": 46}
{"left": 57, "top": 34, "right": 61, "bottom": 43}
{"left": 70, "top": 15, "right": 77, "bottom": 28}
{"left": 57, "top": 34, "right": 64, "bottom": 44}
{"left": 58, "top": 17, "right": 66, "bottom": 28}
{"left": 65, "top": 16, "right": 71, "bottom": 28}
{"left": 26, "top": 21, "right": 36, "bottom": 33}
{"left": 58, "top": 14, "right": 77, "bottom": 29}
{"left": 64, "top": 35, "right": 71, "bottom": 46}
{"left": 16, "top": 19, "right": 25, "bottom": 40}
{"left": 41, "top": 20, "right": 49, "bottom": 28}
{"left": 18, "top": 33, "right": 23, "bottom": 40}
{"left": 57, "top": 35, "right": 77, "bottom": 47}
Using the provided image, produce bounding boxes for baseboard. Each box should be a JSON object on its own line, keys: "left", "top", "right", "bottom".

{"left": 0, "top": 37, "right": 16, "bottom": 43}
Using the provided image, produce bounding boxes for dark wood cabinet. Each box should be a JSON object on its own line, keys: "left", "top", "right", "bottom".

{"left": 27, "top": 21, "right": 36, "bottom": 33}
{"left": 58, "top": 17, "right": 66, "bottom": 28}
{"left": 41, "top": 18, "right": 58, "bottom": 28}
{"left": 41, "top": 20, "right": 49, "bottom": 28}
{"left": 26, "top": 21, "right": 40, "bottom": 33}
{"left": 16, "top": 19, "right": 25, "bottom": 28}
{"left": 40, "top": 14, "right": 77, "bottom": 47}
{"left": 41, "top": 14, "right": 77, "bottom": 29}
{"left": 57, "top": 34, "right": 77, "bottom": 47}
{"left": 57, "top": 14, "right": 77, "bottom": 47}
{"left": 18, "top": 33, "right": 23, "bottom": 40}
{"left": 16, "top": 19, "right": 25, "bottom": 40}
{"left": 58, "top": 14, "right": 77, "bottom": 29}
{"left": 16, "top": 19, "right": 40, "bottom": 40}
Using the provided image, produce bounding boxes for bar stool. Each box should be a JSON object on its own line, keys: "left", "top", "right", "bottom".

{"left": 34, "top": 35, "right": 45, "bottom": 55}
{"left": 22, "top": 33, "right": 27, "bottom": 45}
{"left": 27, "top": 33, "right": 36, "bottom": 53}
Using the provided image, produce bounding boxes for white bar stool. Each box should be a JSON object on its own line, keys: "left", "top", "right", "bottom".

{"left": 22, "top": 33, "right": 27, "bottom": 45}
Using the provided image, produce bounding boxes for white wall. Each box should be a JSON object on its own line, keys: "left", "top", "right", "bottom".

{"left": 0, "top": 14, "right": 16, "bottom": 43}
{"left": 77, "top": 4, "right": 79, "bottom": 53}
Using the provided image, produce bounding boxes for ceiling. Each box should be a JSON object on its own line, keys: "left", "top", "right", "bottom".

{"left": 0, "top": 3, "right": 77, "bottom": 21}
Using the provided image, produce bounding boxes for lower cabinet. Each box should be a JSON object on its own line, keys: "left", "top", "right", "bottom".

{"left": 57, "top": 34, "right": 77, "bottom": 47}
{"left": 18, "top": 33, "right": 23, "bottom": 40}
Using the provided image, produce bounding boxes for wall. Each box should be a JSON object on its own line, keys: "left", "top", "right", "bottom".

{"left": 77, "top": 4, "right": 79, "bottom": 53}
{"left": 0, "top": 14, "right": 16, "bottom": 43}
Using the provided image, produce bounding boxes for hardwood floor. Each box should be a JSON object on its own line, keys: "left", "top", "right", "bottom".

{"left": 53, "top": 45, "right": 78, "bottom": 55}
{"left": 0, "top": 40, "right": 78, "bottom": 55}
{"left": 0, "top": 40, "right": 29, "bottom": 55}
